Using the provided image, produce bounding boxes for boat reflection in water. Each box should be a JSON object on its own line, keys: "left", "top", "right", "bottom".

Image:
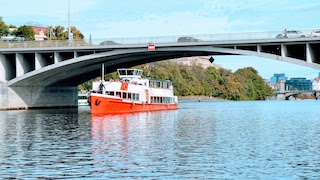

{"left": 90, "top": 111, "right": 178, "bottom": 175}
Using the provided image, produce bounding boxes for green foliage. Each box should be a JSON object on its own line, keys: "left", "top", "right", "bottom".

{"left": 47, "top": 26, "right": 84, "bottom": 40}
{"left": 1, "top": 17, "right": 84, "bottom": 41}
{"left": 78, "top": 61, "right": 274, "bottom": 100}
{"left": 70, "top": 26, "right": 84, "bottom": 40}
{"left": 235, "top": 67, "right": 274, "bottom": 100}
{"left": 14, "top": 25, "right": 35, "bottom": 41}
{"left": 0, "top": 19, "right": 9, "bottom": 37}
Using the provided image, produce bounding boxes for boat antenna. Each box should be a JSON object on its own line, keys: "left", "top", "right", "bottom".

{"left": 147, "top": 62, "right": 154, "bottom": 78}
{"left": 101, "top": 63, "right": 105, "bottom": 94}
{"left": 101, "top": 63, "right": 105, "bottom": 82}
{"left": 147, "top": 69, "right": 151, "bottom": 78}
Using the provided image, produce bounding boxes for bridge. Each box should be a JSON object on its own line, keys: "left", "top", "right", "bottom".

{"left": 1, "top": 30, "right": 320, "bottom": 109}
{"left": 274, "top": 79, "right": 320, "bottom": 100}
{"left": 275, "top": 90, "right": 320, "bottom": 100}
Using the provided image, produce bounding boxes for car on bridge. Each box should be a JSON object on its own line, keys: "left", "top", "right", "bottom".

{"left": 310, "top": 30, "right": 320, "bottom": 37}
{"left": 276, "top": 30, "right": 307, "bottom": 39}
{"left": 99, "top": 40, "right": 121, "bottom": 45}
{"left": 177, "top": 36, "right": 202, "bottom": 42}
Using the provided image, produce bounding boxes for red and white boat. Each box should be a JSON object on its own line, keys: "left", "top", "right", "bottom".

{"left": 88, "top": 68, "right": 178, "bottom": 114}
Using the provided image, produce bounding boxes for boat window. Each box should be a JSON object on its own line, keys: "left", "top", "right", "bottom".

{"left": 123, "top": 92, "right": 127, "bottom": 99}
{"left": 128, "top": 93, "right": 131, "bottom": 100}
{"left": 163, "top": 82, "right": 167, "bottom": 89}
{"left": 149, "top": 81, "right": 154, "bottom": 87}
{"left": 78, "top": 95, "right": 87, "bottom": 100}
{"left": 127, "top": 70, "right": 134, "bottom": 75}
{"left": 133, "top": 94, "right": 136, "bottom": 100}
{"left": 132, "top": 93, "right": 139, "bottom": 100}
{"left": 133, "top": 69, "right": 140, "bottom": 76}
{"left": 116, "top": 92, "right": 121, "bottom": 98}
{"left": 156, "top": 81, "right": 161, "bottom": 88}
{"left": 119, "top": 70, "right": 126, "bottom": 75}
{"left": 109, "top": 91, "right": 114, "bottom": 96}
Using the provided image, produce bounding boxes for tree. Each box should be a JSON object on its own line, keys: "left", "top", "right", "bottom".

{"left": 14, "top": 25, "right": 35, "bottom": 41}
{"left": 0, "top": 19, "right": 9, "bottom": 37}
{"left": 53, "top": 25, "right": 68, "bottom": 40}
{"left": 47, "top": 25, "right": 84, "bottom": 40}
{"left": 69, "top": 26, "right": 84, "bottom": 40}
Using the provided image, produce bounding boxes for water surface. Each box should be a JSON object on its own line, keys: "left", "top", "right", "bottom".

{"left": 0, "top": 101, "right": 319, "bottom": 179}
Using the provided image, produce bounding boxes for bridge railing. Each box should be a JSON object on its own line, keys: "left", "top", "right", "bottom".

{"left": 0, "top": 29, "right": 318, "bottom": 49}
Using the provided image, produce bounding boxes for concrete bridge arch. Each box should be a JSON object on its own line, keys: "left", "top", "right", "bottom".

{"left": 6, "top": 42, "right": 320, "bottom": 87}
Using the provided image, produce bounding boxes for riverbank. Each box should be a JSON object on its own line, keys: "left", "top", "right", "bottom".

{"left": 178, "top": 96, "right": 226, "bottom": 102}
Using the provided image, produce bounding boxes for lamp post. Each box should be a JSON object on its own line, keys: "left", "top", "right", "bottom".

{"left": 68, "top": 0, "right": 71, "bottom": 43}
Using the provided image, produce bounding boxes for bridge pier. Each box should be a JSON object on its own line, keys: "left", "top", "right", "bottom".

{"left": 0, "top": 83, "right": 77, "bottom": 110}
{"left": 276, "top": 93, "right": 286, "bottom": 100}
{"left": 315, "top": 91, "right": 320, "bottom": 100}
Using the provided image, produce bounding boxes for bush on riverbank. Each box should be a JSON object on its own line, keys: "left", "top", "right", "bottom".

{"left": 143, "top": 61, "right": 274, "bottom": 100}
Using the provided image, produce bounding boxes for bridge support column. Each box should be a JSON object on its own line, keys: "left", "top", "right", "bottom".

{"left": 315, "top": 91, "right": 320, "bottom": 100}
{"left": 54, "top": 52, "right": 62, "bottom": 63}
{"left": 281, "top": 44, "right": 287, "bottom": 57}
{"left": 0, "top": 83, "right": 78, "bottom": 110}
{"left": 0, "top": 54, "right": 5, "bottom": 82}
{"left": 35, "top": 53, "right": 42, "bottom": 70}
{"left": 306, "top": 43, "right": 312, "bottom": 63}
{"left": 16, "top": 53, "right": 26, "bottom": 77}
{"left": 276, "top": 93, "right": 286, "bottom": 100}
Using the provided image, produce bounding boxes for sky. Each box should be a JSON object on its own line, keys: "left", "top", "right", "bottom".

{"left": 1, "top": 0, "right": 320, "bottom": 80}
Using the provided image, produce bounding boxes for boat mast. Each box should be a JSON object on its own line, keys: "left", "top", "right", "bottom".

{"left": 101, "top": 64, "right": 105, "bottom": 94}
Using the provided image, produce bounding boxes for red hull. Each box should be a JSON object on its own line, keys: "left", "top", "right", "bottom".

{"left": 89, "top": 94, "right": 178, "bottom": 114}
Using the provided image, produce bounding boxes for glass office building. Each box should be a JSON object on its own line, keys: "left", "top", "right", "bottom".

{"left": 285, "top": 78, "right": 312, "bottom": 90}
{"left": 270, "top": 73, "right": 288, "bottom": 84}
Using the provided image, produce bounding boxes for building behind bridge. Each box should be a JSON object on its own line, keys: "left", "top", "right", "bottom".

{"left": 313, "top": 78, "right": 320, "bottom": 91}
{"left": 270, "top": 73, "right": 288, "bottom": 84}
{"left": 285, "top": 78, "right": 312, "bottom": 91}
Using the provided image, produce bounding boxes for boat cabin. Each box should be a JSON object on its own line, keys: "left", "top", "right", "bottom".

{"left": 118, "top": 69, "right": 143, "bottom": 79}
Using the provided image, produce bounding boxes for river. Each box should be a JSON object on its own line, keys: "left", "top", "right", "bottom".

{"left": 0, "top": 100, "right": 319, "bottom": 179}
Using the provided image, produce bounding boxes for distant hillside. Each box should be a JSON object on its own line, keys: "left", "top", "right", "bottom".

{"left": 169, "top": 56, "right": 222, "bottom": 69}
